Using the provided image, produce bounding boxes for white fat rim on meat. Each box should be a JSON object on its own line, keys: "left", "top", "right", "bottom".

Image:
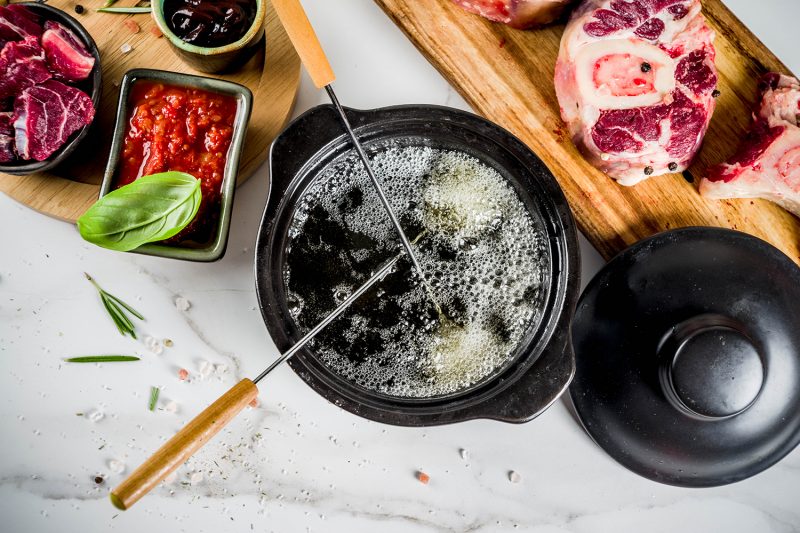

{"left": 574, "top": 39, "right": 676, "bottom": 112}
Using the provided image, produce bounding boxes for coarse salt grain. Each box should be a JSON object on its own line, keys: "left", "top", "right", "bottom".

{"left": 144, "top": 335, "right": 163, "bottom": 355}
{"left": 120, "top": 43, "right": 132, "bottom": 54}
{"left": 508, "top": 470, "right": 522, "bottom": 483}
{"left": 459, "top": 448, "right": 469, "bottom": 460}
{"left": 87, "top": 410, "right": 104, "bottom": 423}
{"left": 108, "top": 459, "right": 125, "bottom": 474}
{"left": 198, "top": 360, "right": 214, "bottom": 379}
{"left": 164, "top": 400, "right": 178, "bottom": 414}
{"left": 214, "top": 363, "right": 228, "bottom": 375}
{"left": 175, "top": 297, "right": 191, "bottom": 311}
{"left": 190, "top": 472, "right": 203, "bottom": 484}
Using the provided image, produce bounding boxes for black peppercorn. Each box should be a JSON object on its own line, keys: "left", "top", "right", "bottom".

{"left": 668, "top": 162, "right": 678, "bottom": 172}
{"left": 74, "top": 4, "right": 85, "bottom": 14}
{"left": 644, "top": 166, "right": 654, "bottom": 175}
{"left": 641, "top": 62, "right": 652, "bottom": 73}
{"left": 94, "top": 475, "right": 104, "bottom": 484}
{"left": 712, "top": 89, "right": 721, "bottom": 98}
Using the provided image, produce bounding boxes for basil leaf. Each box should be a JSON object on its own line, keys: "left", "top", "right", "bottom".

{"left": 77, "top": 172, "right": 202, "bottom": 252}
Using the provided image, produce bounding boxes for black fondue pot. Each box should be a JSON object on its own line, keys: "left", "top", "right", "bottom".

{"left": 255, "top": 104, "right": 581, "bottom": 426}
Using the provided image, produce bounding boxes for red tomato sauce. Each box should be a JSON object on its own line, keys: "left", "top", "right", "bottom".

{"left": 114, "top": 81, "right": 238, "bottom": 245}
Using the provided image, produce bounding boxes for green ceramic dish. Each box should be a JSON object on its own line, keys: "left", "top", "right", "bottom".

{"left": 100, "top": 68, "right": 253, "bottom": 262}
{"left": 151, "top": 0, "right": 266, "bottom": 73}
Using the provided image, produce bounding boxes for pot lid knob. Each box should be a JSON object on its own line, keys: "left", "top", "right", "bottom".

{"left": 659, "top": 315, "right": 765, "bottom": 419}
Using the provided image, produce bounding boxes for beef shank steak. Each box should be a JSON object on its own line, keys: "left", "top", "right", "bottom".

{"left": 451, "top": 0, "right": 573, "bottom": 28}
{"left": 555, "top": 0, "right": 717, "bottom": 185}
{"left": 700, "top": 74, "right": 800, "bottom": 217}
{"left": 13, "top": 79, "right": 95, "bottom": 161}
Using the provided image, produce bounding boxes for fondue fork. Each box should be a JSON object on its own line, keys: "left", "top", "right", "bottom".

{"left": 271, "top": 0, "right": 446, "bottom": 314}
{"left": 110, "top": 239, "right": 421, "bottom": 510}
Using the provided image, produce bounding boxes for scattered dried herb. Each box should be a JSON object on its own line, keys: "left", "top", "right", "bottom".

{"left": 96, "top": 6, "right": 152, "bottom": 13}
{"left": 85, "top": 273, "right": 144, "bottom": 338}
{"left": 65, "top": 355, "right": 140, "bottom": 363}
{"left": 148, "top": 386, "right": 160, "bottom": 411}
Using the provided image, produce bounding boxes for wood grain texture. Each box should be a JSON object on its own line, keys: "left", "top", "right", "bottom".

{"left": 373, "top": 0, "right": 800, "bottom": 263}
{"left": 0, "top": 0, "right": 300, "bottom": 223}
{"left": 110, "top": 378, "right": 258, "bottom": 510}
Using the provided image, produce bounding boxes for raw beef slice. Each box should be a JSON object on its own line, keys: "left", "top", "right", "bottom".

{"left": 451, "top": 0, "right": 573, "bottom": 28}
{"left": 14, "top": 79, "right": 95, "bottom": 161}
{"left": 0, "top": 5, "right": 42, "bottom": 42}
{"left": 555, "top": 0, "right": 718, "bottom": 185}
{"left": 0, "top": 111, "right": 14, "bottom": 162}
{"left": 700, "top": 74, "right": 800, "bottom": 217}
{"left": 41, "top": 21, "right": 95, "bottom": 82}
{"left": 0, "top": 37, "right": 52, "bottom": 101}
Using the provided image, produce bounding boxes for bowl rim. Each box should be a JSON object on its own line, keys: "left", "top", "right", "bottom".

{"left": 150, "top": 0, "right": 267, "bottom": 56}
{"left": 0, "top": 2, "right": 102, "bottom": 175}
{"left": 99, "top": 68, "right": 253, "bottom": 262}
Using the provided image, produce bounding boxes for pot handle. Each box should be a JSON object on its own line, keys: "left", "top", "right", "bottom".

{"left": 110, "top": 379, "right": 258, "bottom": 510}
{"left": 272, "top": 0, "right": 336, "bottom": 88}
{"left": 474, "top": 332, "right": 576, "bottom": 424}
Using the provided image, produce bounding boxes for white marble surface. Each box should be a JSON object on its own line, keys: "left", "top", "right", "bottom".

{"left": 2, "top": 1, "right": 800, "bottom": 532}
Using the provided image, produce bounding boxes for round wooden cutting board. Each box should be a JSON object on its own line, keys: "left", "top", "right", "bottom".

{"left": 0, "top": 0, "right": 300, "bottom": 222}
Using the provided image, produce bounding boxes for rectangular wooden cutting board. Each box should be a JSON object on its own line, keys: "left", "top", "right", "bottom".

{"left": 372, "top": 0, "right": 800, "bottom": 263}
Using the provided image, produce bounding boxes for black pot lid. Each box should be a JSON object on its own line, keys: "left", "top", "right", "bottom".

{"left": 570, "top": 227, "right": 800, "bottom": 487}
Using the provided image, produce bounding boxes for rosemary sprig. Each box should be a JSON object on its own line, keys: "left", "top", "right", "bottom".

{"left": 148, "top": 386, "right": 160, "bottom": 411}
{"left": 65, "top": 355, "right": 140, "bottom": 363}
{"left": 85, "top": 273, "right": 144, "bottom": 338}
{"left": 97, "top": 6, "right": 151, "bottom": 13}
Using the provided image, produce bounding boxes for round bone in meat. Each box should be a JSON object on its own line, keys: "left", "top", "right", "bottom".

{"left": 554, "top": 0, "right": 718, "bottom": 185}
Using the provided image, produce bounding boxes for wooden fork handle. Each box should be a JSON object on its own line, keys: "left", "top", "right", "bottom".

{"left": 110, "top": 378, "right": 258, "bottom": 510}
{"left": 271, "top": 0, "right": 336, "bottom": 88}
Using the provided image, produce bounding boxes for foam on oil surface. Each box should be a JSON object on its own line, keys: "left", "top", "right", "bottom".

{"left": 283, "top": 144, "right": 547, "bottom": 398}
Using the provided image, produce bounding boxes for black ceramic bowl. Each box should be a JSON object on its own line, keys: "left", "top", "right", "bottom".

{"left": 0, "top": 3, "right": 102, "bottom": 176}
{"left": 255, "top": 105, "right": 581, "bottom": 426}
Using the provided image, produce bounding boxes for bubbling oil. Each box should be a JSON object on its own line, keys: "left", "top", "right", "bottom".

{"left": 283, "top": 144, "right": 547, "bottom": 398}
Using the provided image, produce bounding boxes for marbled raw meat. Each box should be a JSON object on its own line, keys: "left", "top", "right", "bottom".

{"left": 451, "top": 0, "right": 573, "bottom": 28}
{"left": 555, "top": 0, "right": 718, "bottom": 185}
{"left": 13, "top": 79, "right": 94, "bottom": 161}
{"left": 0, "top": 5, "right": 42, "bottom": 42}
{"left": 700, "top": 74, "right": 800, "bottom": 217}
{"left": 41, "top": 21, "right": 94, "bottom": 82}
{"left": 0, "top": 111, "right": 14, "bottom": 162}
{"left": 0, "top": 37, "right": 51, "bottom": 102}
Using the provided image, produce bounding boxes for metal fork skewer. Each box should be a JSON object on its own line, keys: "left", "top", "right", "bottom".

{"left": 325, "top": 85, "right": 446, "bottom": 315}
{"left": 253, "top": 231, "right": 424, "bottom": 384}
